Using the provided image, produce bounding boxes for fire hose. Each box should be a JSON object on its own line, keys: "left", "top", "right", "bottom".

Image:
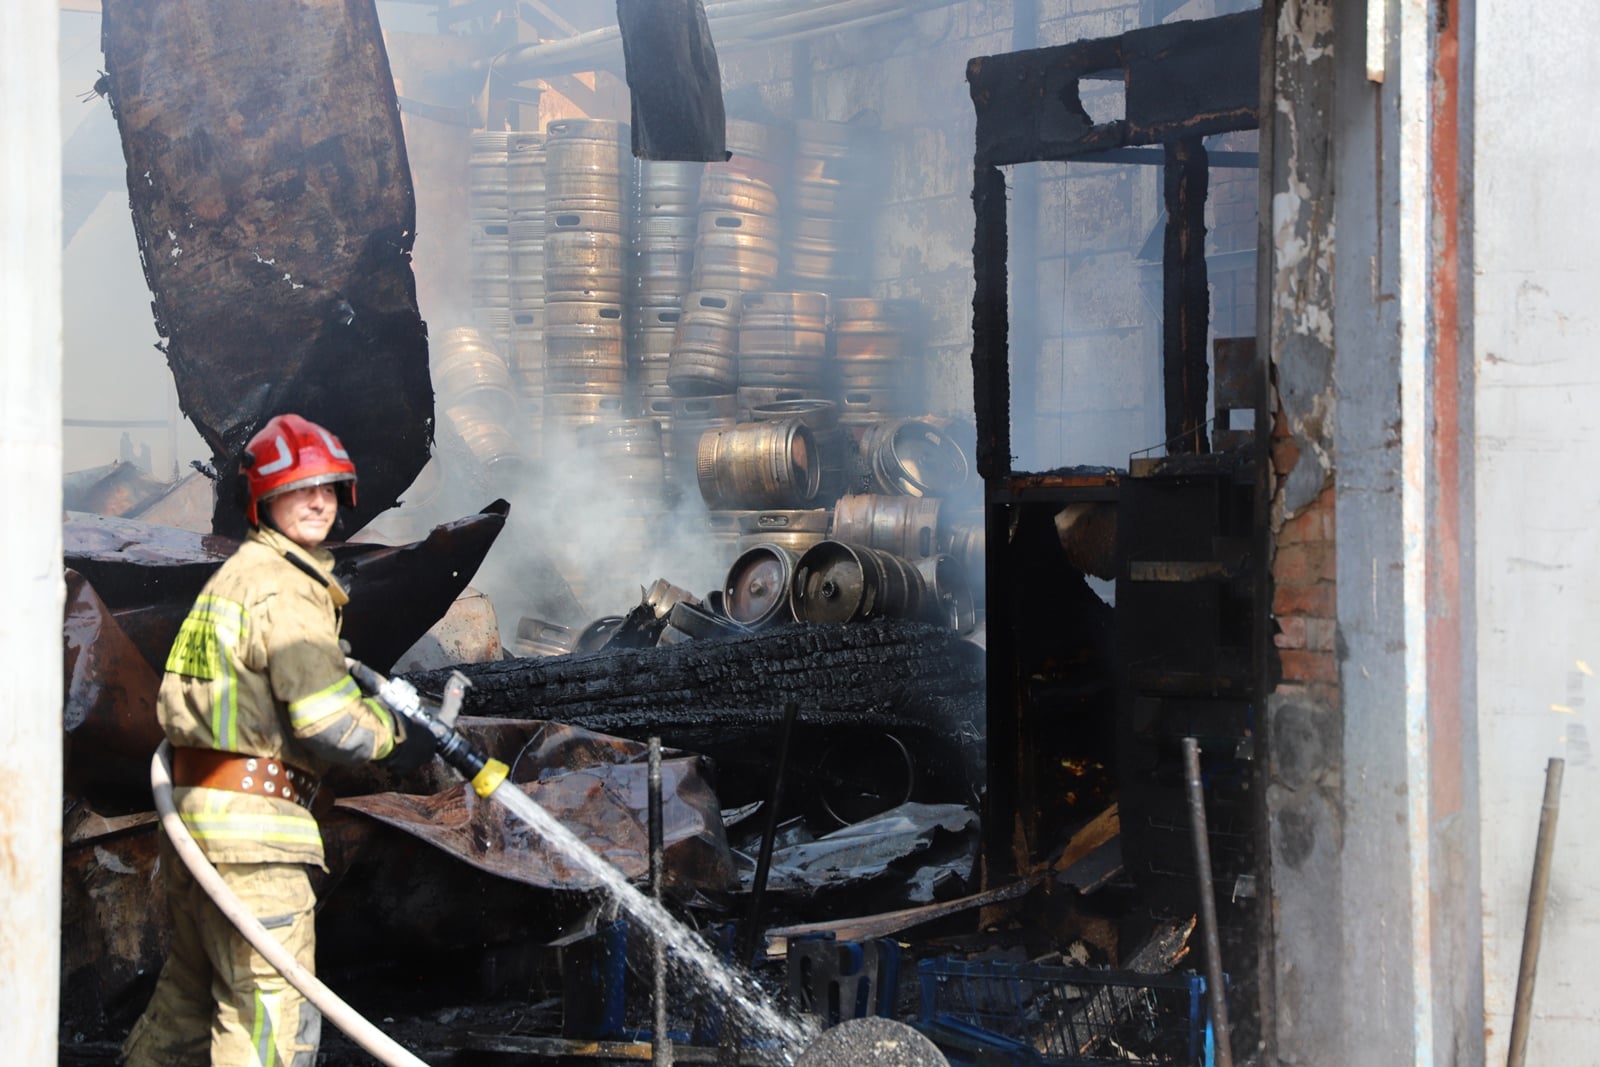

{"left": 148, "top": 661, "right": 509, "bottom": 1067}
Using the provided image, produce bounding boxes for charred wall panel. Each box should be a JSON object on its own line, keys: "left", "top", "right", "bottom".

{"left": 100, "top": 0, "right": 432, "bottom": 537}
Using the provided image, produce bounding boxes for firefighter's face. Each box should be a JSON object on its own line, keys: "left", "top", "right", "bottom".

{"left": 267, "top": 484, "right": 338, "bottom": 549}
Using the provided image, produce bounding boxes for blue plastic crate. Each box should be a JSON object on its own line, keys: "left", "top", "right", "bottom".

{"left": 917, "top": 958, "right": 1218, "bottom": 1066}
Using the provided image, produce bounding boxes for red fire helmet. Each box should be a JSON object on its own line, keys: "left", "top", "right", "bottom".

{"left": 241, "top": 413, "right": 358, "bottom": 526}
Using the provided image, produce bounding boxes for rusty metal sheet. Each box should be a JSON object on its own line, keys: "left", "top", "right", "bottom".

{"left": 99, "top": 0, "right": 431, "bottom": 538}
{"left": 63, "top": 570, "right": 166, "bottom": 804}
{"left": 339, "top": 721, "right": 737, "bottom": 892}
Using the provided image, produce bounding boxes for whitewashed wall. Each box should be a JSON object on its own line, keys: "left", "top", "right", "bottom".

{"left": 1473, "top": 3, "right": 1600, "bottom": 1061}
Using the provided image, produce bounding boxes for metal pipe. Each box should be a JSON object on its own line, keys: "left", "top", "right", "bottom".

{"left": 738, "top": 701, "right": 802, "bottom": 966}
{"left": 649, "top": 737, "right": 673, "bottom": 1067}
{"left": 478, "top": 0, "right": 956, "bottom": 80}
{"left": 1507, "top": 757, "right": 1565, "bottom": 1067}
{"left": 1182, "top": 738, "right": 1233, "bottom": 1067}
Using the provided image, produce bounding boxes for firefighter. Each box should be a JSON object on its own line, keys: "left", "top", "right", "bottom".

{"left": 124, "top": 413, "right": 432, "bottom": 1067}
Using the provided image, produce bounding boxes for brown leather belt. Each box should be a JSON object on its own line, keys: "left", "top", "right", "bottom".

{"left": 171, "top": 747, "right": 319, "bottom": 812}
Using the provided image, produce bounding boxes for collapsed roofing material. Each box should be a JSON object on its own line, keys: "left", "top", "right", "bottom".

{"left": 342, "top": 720, "right": 738, "bottom": 892}
{"left": 99, "top": 0, "right": 432, "bottom": 538}
{"left": 64, "top": 502, "right": 508, "bottom": 674}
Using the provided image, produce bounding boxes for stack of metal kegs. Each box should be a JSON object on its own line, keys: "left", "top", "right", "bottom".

{"left": 467, "top": 131, "right": 513, "bottom": 353}
{"left": 541, "top": 118, "right": 631, "bottom": 453}
{"left": 506, "top": 130, "right": 547, "bottom": 458}
{"left": 716, "top": 413, "right": 981, "bottom": 641}
{"left": 786, "top": 119, "right": 868, "bottom": 293}
{"left": 434, "top": 114, "right": 984, "bottom": 646}
{"left": 629, "top": 158, "right": 701, "bottom": 459}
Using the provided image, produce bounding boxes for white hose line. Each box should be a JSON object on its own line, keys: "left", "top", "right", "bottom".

{"left": 149, "top": 741, "right": 429, "bottom": 1067}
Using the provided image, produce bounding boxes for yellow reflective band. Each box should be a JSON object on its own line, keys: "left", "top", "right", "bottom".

{"left": 287, "top": 674, "right": 361, "bottom": 730}
{"left": 252, "top": 988, "right": 279, "bottom": 1067}
{"left": 165, "top": 595, "right": 247, "bottom": 679}
{"left": 180, "top": 811, "right": 322, "bottom": 845}
{"left": 470, "top": 758, "right": 510, "bottom": 798}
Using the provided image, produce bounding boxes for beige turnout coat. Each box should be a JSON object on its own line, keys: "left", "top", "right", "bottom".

{"left": 159, "top": 525, "right": 400, "bottom": 868}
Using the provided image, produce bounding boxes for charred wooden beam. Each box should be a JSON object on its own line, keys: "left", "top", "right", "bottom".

{"left": 1163, "top": 137, "right": 1211, "bottom": 454}
{"left": 970, "top": 163, "right": 1011, "bottom": 484}
{"left": 100, "top": 0, "right": 432, "bottom": 538}
{"left": 968, "top": 10, "right": 1260, "bottom": 167}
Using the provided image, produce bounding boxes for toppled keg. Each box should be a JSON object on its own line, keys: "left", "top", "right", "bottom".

{"left": 697, "top": 418, "right": 820, "bottom": 510}
{"left": 433, "top": 327, "right": 516, "bottom": 422}
{"left": 751, "top": 398, "right": 849, "bottom": 504}
{"left": 642, "top": 577, "right": 700, "bottom": 619}
{"left": 914, "top": 553, "right": 976, "bottom": 635}
{"left": 832, "top": 493, "right": 942, "bottom": 560}
{"left": 789, "top": 540, "right": 927, "bottom": 625}
{"left": 939, "top": 511, "right": 985, "bottom": 602}
{"left": 723, "top": 543, "right": 800, "bottom": 629}
{"left": 442, "top": 401, "right": 524, "bottom": 482}
{"left": 853, "top": 417, "right": 970, "bottom": 497}
{"left": 511, "top": 617, "right": 577, "bottom": 658}
{"left": 669, "top": 393, "right": 738, "bottom": 488}
{"left": 734, "top": 508, "right": 830, "bottom": 556}
{"left": 659, "top": 598, "right": 748, "bottom": 644}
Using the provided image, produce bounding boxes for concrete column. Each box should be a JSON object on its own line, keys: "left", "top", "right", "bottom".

{"left": 0, "top": 1, "right": 65, "bottom": 1062}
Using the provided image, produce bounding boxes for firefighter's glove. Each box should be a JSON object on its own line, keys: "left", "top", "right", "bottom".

{"left": 370, "top": 674, "right": 439, "bottom": 773}
{"left": 379, "top": 707, "right": 440, "bottom": 774}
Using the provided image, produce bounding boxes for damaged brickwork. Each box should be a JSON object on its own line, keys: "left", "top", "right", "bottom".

{"left": 1261, "top": 0, "right": 1342, "bottom": 1063}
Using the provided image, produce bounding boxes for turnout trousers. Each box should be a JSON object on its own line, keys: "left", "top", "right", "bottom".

{"left": 123, "top": 842, "right": 321, "bottom": 1067}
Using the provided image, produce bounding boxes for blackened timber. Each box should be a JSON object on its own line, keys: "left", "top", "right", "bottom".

{"left": 406, "top": 620, "right": 983, "bottom": 726}
{"left": 971, "top": 162, "right": 1022, "bottom": 878}
{"left": 968, "top": 11, "right": 1260, "bottom": 167}
{"left": 1164, "top": 137, "right": 1211, "bottom": 454}
{"left": 405, "top": 622, "right": 986, "bottom": 819}
{"left": 100, "top": 0, "right": 432, "bottom": 538}
{"left": 971, "top": 164, "right": 1011, "bottom": 482}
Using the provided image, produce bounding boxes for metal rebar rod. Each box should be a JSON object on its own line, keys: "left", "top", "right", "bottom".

{"left": 648, "top": 737, "right": 672, "bottom": 1067}
{"left": 738, "top": 701, "right": 801, "bottom": 967}
{"left": 1507, "top": 757, "right": 1565, "bottom": 1067}
{"left": 1182, "top": 738, "right": 1233, "bottom": 1067}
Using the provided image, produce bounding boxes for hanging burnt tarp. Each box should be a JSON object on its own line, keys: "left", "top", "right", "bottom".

{"left": 615, "top": 0, "right": 727, "bottom": 162}
{"left": 99, "top": 0, "right": 432, "bottom": 538}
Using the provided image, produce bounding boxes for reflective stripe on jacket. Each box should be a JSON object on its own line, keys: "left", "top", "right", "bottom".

{"left": 159, "top": 526, "right": 400, "bottom": 867}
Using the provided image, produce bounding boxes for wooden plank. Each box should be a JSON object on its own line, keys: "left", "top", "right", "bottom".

{"left": 1051, "top": 803, "right": 1120, "bottom": 874}
{"left": 762, "top": 875, "right": 1042, "bottom": 955}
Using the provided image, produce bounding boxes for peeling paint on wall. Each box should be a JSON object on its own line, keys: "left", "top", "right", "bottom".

{"left": 1268, "top": 0, "right": 1337, "bottom": 521}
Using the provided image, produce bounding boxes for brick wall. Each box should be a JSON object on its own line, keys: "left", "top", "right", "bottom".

{"left": 1269, "top": 400, "right": 1339, "bottom": 702}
